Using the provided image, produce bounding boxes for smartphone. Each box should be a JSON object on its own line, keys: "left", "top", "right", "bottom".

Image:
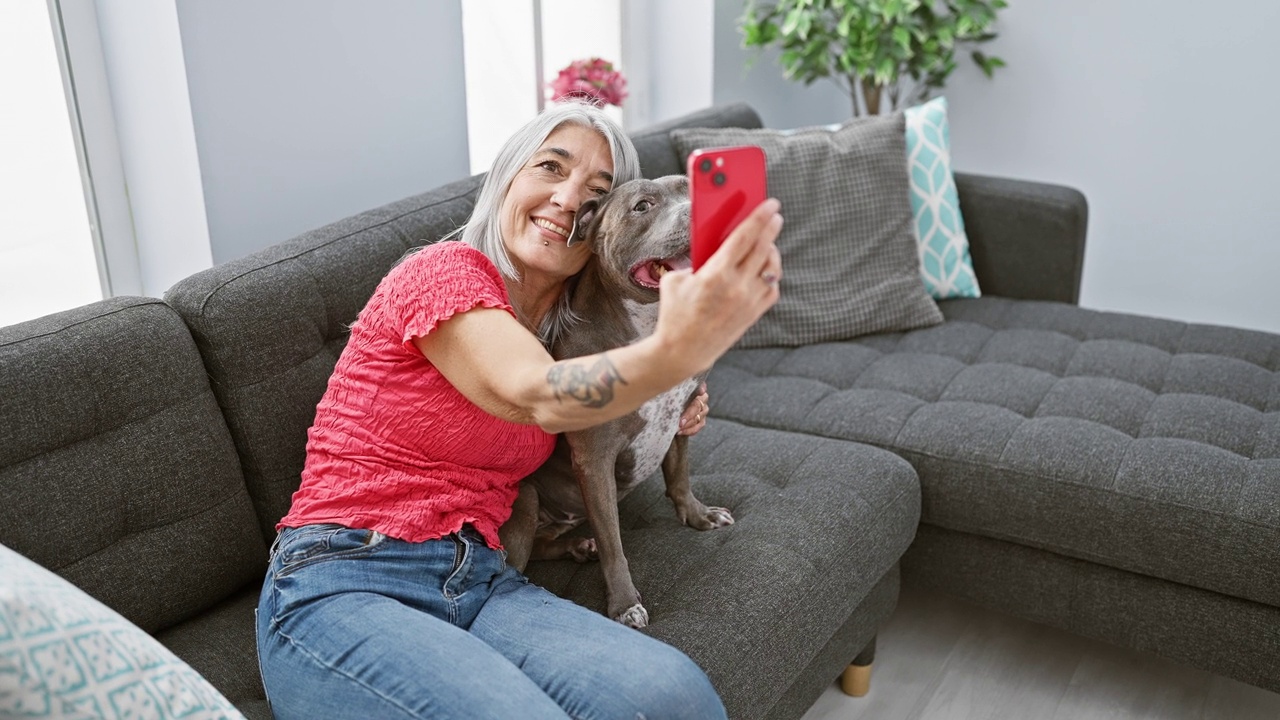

{"left": 687, "top": 145, "right": 768, "bottom": 271}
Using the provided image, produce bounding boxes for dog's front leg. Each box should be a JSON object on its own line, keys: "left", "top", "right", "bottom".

{"left": 569, "top": 431, "right": 647, "bottom": 628}
{"left": 662, "top": 434, "right": 734, "bottom": 530}
{"left": 498, "top": 481, "right": 540, "bottom": 572}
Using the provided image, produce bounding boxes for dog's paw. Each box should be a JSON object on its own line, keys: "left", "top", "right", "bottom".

{"left": 614, "top": 603, "right": 649, "bottom": 629}
{"left": 568, "top": 538, "right": 598, "bottom": 563}
{"left": 704, "top": 506, "right": 735, "bottom": 529}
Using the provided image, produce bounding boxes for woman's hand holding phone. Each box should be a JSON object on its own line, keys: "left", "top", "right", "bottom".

{"left": 653, "top": 187, "right": 782, "bottom": 376}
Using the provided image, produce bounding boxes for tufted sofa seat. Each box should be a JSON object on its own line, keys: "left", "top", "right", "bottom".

{"left": 707, "top": 295, "right": 1280, "bottom": 689}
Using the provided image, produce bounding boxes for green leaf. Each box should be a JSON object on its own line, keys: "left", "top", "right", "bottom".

{"left": 781, "top": 7, "right": 804, "bottom": 36}
{"left": 876, "top": 56, "right": 896, "bottom": 83}
{"left": 893, "top": 25, "right": 911, "bottom": 50}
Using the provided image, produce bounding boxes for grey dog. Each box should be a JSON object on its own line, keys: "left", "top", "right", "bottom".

{"left": 499, "top": 175, "right": 735, "bottom": 628}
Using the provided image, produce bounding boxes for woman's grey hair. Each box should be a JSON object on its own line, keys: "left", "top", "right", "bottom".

{"left": 452, "top": 100, "right": 641, "bottom": 347}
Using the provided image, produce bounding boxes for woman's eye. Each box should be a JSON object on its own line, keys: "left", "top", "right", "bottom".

{"left": 593, "top": 187, "right": 609, "bottom": 197}
{"left": 633, "top": 200, "right": 652, "bottom": 212}
{"left": 537, "top": 160, "right": 562, "bottom": 173}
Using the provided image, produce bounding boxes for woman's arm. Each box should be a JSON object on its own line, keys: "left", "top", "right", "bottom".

{"left": 416, "top": 198, "right": 783, "bottom": 434}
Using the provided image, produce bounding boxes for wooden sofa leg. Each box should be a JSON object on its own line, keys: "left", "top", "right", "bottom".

{"left": 840, "top": 637, "right": 876, "bottom": 697}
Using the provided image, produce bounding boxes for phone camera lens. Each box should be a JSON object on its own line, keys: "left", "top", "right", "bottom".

{"left": 699, "top": 158, "right": 713, "bottom": 173}
{"left": 712, "top": 172, "right": 726, "bottom": 186}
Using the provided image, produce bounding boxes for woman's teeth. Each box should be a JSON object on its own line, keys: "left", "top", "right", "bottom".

{"left": 534, "top": 218, "right": 568, "bottom": 238}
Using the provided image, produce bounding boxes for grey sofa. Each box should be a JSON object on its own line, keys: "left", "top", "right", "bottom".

{"left": 0, "top": 102, "right": 1275, "bottom": 720}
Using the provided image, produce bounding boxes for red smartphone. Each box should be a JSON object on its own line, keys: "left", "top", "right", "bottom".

{"left": 687, "top": 145, "right": 767, "bottom": 271}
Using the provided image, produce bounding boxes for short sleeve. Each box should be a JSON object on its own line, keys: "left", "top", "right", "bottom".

{"left": 366, "top": 241, "right": 514, "bottom": 349}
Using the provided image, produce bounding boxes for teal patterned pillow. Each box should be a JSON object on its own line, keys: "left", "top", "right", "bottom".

{"left": 904, "top": 97, "right": 980, "bottom": 299}
{"left": 0, "top": 544, "right": 245, "bottom": 719}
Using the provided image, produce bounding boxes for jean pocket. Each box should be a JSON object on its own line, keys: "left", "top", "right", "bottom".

{"left": 275, "top": 524, "right": 386, "bottom": 578}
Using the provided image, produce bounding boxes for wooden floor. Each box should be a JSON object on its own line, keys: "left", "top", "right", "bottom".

{"left": 801, "top": 585, "right": 1280, "bottom": 720}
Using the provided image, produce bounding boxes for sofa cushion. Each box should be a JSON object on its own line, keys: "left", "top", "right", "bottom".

{"left": 525, "top": 420, "right": 919, "bottom": 720}
{"left": 670, "top": 113, "right": 943, "bottom": 348}
{"left": 0, "top": 543, "right": 247, "bottom": 719}
{"left": 0, "top": 297, "right": 265, "bottom": 633}
{"left": 707, "top": 297, "right": 1280, "bottom": 609}
{"left": 155, "top": 586, "right": 265, "bottom": 718}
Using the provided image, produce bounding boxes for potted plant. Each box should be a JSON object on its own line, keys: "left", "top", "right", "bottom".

{"left": 739, "top": 0, "right": 1008, "bottom": 116}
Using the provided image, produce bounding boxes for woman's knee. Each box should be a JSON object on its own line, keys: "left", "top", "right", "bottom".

{"left": 614, "top": 642, "right": 726, "bottom": 720}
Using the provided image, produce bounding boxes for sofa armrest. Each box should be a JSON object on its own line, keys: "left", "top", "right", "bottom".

{"left": 955, "top": 172, "right": 1088, "bottom": 305}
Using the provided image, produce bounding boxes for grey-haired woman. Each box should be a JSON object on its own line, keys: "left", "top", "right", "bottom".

{"left": 255, "top": 101, "right": 782, "bottom": 719}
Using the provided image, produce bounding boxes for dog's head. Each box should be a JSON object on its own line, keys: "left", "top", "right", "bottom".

{"left": 567, "top": 175, "right": 690, "bottom": 303}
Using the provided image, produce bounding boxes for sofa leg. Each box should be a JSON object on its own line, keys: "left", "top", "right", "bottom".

{"left": 840, "top": 637, "right": 876, "bottom": 697}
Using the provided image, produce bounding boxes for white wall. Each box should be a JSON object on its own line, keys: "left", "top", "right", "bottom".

{"left": 712, "top": 0, "right": 849, "bottom": 129}
{"left": 174, "top": 0, "right": 470, "bottom": 266}
{"left": 710, "top": 1, "right": 1280, "bottom": 335}
{"left": 623, "top": 0, "right": 715, "bottom": 129}
{"left": 93, "top": 0, "right": 211, "bottom": 297}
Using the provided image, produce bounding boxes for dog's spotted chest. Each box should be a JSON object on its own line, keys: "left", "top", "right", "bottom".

{"left": 617, "top": 299, "right": 697, "bottom": 493}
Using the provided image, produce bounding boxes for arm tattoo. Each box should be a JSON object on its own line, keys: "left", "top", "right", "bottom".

{"left": 547, "top": 355, "right": 628, "bottom": 409}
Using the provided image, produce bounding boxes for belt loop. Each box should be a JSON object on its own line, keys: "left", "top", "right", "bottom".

{"left": 267, "top": 529, "right": 284, "bottom": 564}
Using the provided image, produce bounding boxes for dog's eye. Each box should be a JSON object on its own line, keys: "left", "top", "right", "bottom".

{"left": 632, "top": 200, "right": 652, "bottom": 213}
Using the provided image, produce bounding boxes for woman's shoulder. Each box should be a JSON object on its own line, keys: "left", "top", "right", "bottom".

{"left": 395, "top": 241, "right": 503, "bottom": 286}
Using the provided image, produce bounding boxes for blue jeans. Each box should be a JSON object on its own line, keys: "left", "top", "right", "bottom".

{"left": 256, "top": 524, "right": 727, "bottom": 720}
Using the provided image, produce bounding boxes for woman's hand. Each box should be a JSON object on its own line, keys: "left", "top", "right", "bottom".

{"left": 677, "top": 382, "right": 709, "bottom": 436}
{"left": 654, "top": 198, "right": 783, "bottom": 375}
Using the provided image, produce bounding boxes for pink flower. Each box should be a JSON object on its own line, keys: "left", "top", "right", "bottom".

{"left": 548, "top": 57, "right": 628, "bottom": 108}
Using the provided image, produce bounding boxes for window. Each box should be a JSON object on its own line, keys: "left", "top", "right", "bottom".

{"left": 0, "top": 2, "right": 101, "bottom": 327}
{"left": 460, "top": 0, "right": 623, "bottom": 175}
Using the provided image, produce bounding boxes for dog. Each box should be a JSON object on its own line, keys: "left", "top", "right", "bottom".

{"left": 500, "top": 175, "right": 734, "bottom": 628}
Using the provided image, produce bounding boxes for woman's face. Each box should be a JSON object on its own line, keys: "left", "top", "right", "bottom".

{"left": 500, "top": 123, "right": 614, "bottom": 284}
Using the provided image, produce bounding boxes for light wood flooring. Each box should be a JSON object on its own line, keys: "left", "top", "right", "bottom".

{"left": 801, "top": 585, "right": 1280, "bottom": 720}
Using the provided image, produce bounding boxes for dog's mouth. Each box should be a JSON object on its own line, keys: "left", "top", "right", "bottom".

{"left": 629, "top": 255, "right": 692, "bottom": 289}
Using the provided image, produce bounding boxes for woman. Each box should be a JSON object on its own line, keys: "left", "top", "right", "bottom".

{"left": 255, "top": 100, "right": 783, "bottom": 719}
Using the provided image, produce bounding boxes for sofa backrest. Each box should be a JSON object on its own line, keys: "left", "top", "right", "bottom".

{"left": 165, "top": 177, "right": 485, "bottom": 540}
{"left": 0, "top": 297, "right": 266, "bottom": 634}
{"left": 164, "top": 105, "right": 764, "bottom": 544}
{"left": 630, "top": 103, "right": 763, "bottom": 177}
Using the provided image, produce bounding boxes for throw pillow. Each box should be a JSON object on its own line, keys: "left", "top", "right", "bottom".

{"left": 0, "top": 543, "right": 246, "bottom": 720}
{"left": 671, "top": 113, "right": 943, "bottom": 348}
{"left": 904, "top": 97, "right": 980, "bottom": 299}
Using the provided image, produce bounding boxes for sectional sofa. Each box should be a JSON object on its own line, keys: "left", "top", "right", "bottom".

{"left": 1, "top": 102, "right": 1276, "bottom": 720}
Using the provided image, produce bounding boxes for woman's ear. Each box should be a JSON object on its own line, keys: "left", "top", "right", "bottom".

{"left": 566, "top": 197, "right": 602, "bottom": 247}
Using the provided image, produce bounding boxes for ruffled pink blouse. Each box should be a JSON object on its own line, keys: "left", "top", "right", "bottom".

{"left": 279, "top": 241, "right": 556, "bottom": 548}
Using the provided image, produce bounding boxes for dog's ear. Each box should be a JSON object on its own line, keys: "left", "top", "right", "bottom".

{"left": 566, "top": 197, "right": 603, "bottom": 247}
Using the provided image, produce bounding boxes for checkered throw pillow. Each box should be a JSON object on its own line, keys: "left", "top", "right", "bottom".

{"left": 671, "top": 113, "right": 942, "bottom": 348}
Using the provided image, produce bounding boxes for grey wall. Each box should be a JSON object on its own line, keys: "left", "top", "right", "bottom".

{"left": 175, "top": 0, "right": 470, "bottom": 265}
{"left": 712, "top": 1, "right": 1280, "bottom": 334}
{"left": 712, "top": 0, "right": 850, "bottom": 129}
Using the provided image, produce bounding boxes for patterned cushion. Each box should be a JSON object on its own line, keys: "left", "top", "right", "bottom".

{"left": 0, "top": 544, "right": 245, "bottom": 720}
{"left": 671, "top": 114, "right": 942, "bottom": 347}
{"left": 904, "top": 97, "right": 980, "bottom": 299}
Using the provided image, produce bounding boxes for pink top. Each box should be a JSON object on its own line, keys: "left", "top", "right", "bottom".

{"left": 279, "top": 241, "right": 557, "bottom": 548}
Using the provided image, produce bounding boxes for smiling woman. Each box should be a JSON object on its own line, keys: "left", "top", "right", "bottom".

{"left": 254, "top": 97, "right": 782, "bottom": 720}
